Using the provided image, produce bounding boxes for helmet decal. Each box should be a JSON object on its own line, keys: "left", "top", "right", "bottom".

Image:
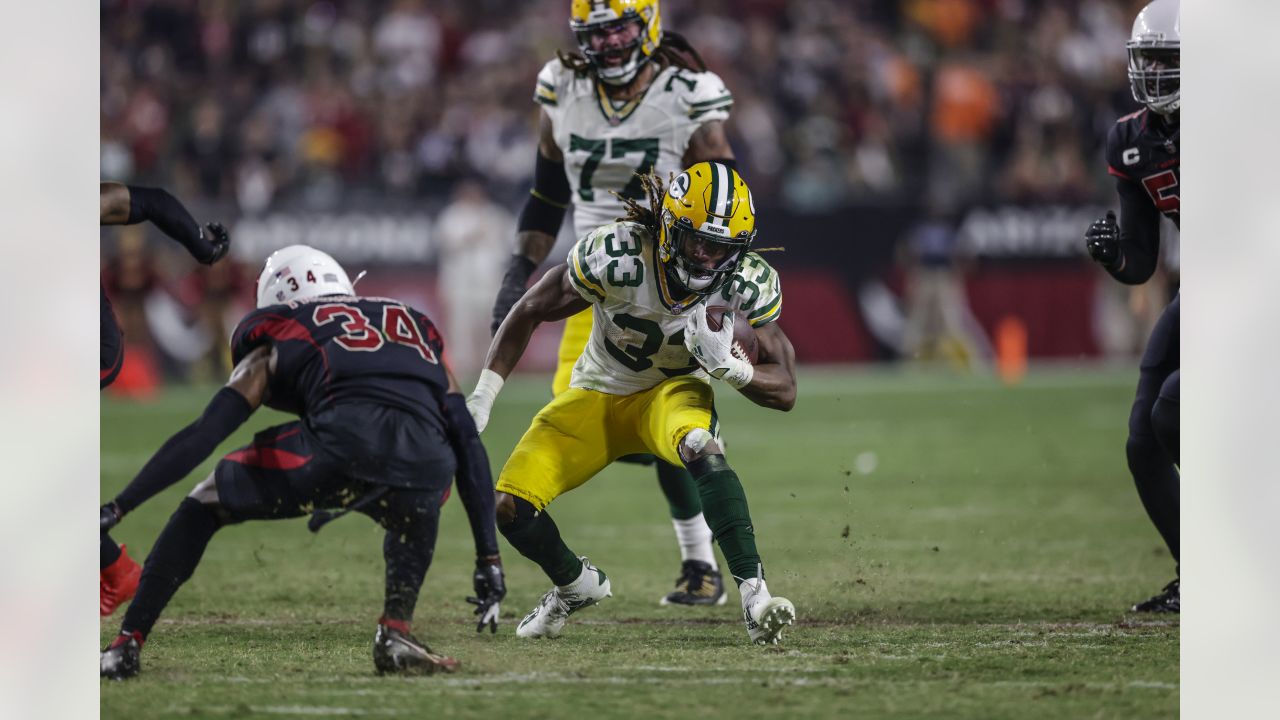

{"left": 668, "top": 171, "right": 691, "bottom": 200}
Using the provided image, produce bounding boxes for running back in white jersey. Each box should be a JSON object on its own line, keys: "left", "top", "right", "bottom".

{"left": 534, "top": 59, "right": 733, "bottom": 240}
{"left": 565, "top": 221, "right": 782, "bottom": 396}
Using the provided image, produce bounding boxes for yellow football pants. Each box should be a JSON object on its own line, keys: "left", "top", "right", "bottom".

{"left": 495, "top": 376, "right": 716, "bottom": 510}
{"left": 551, "top": 307, "right": 593, "bottom": 397}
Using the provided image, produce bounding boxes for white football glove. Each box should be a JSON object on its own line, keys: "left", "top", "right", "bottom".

{"left": 684, "top": 305, "right": 754, "bottom": 389}
{"left": 466, "top": 369, "right": 505, "bottom": 433}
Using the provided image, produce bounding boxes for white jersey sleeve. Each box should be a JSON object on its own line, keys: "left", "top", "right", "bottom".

{"left": 673, "top": 68, "right": 734, "bottom": 125}
{"left": 565, "top": 226, "right": 613, "bottom": 304}
{"left": 719, "top": 252, "right": 782, "bottom": 327}
{"left": 533, "top": 59, "right": 568, "bottom": 126}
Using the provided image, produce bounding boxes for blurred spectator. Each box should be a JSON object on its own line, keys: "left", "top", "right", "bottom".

{"left": 899, "top": 201, "right": 992, "bottom": 370}
{"left": 101, "top": 227, "right": 165, "bottom": 395}
{"left": 100, "top": 0, "right": 1139, "bottom": 213}
{"left": 435, "top": 180, "right": 513, "bottom": 378}
{"left": 175, "top": 259, "right": 254, "bottom": 382}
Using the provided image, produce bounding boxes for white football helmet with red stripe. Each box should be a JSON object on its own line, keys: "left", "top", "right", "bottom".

{"left": 255, "top": 245, "right": 355, "bottom": 309}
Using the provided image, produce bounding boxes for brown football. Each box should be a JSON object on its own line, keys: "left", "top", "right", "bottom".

{"left": 705, "top": 305, "right": 759, "bottom": 364}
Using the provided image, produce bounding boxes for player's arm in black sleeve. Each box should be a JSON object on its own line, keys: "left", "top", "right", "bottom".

{"left": 101, "top": 345, "right": 270, "bottom": 527}
{"left": 492, "top": 111, "right": 571, "bottom": 334}
{"left": 440, "top": 365, "right": 499, "bottom": 560}
{"left": 437, "top": 356, "right": 506, "bottom": 632}
{"left": 99, "top": 181, "right": 230, "bottom": 265}
{"left": 1109, "top": 177, "right": 1163, "bottom": 284}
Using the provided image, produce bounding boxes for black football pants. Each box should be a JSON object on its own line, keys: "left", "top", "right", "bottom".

{"left": 1126, "top": 293, "right": 1179, "bottom": 563}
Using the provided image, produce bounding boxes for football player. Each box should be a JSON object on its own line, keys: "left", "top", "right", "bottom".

{"left": 491, "top": 0, "right": 739, "bottom": 607}
{"left": 99, "top": 181, "right": 230, "bottom": 618}
{"left": 470, "top": 162, "right": 797, "bottom": 645}
{"left": 1083, "top": 0, "right": 1180, "bottom": 613}
{"left": 100, "top": 246, "right": 504, "bottom": 679}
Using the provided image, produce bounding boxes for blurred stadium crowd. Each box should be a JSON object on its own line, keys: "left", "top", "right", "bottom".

{"left": 100, "top": 0, "right": 1167, "bottom": 389}
{"left": 102, "top": 0, "right": 1141, "bottom": 212}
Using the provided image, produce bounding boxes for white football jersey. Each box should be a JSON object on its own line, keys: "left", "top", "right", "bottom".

{"left": 565, "top": 221, "right": 782, "bottom": 396}
{"left": 534, "top": 59, "right": 733, "bottom": 240}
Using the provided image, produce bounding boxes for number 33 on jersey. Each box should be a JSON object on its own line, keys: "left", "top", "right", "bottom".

{"left": 566, "top": 221, "right": 781, "bottom": 396}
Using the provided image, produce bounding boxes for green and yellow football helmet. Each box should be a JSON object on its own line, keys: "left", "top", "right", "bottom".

{"left": 570, "top": 0, "right": 662, "bottom": 85}
{"left": 660, "top": 161, "right": 757, "bottom": 298}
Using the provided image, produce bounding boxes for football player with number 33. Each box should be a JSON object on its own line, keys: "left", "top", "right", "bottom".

{"left": 469, "top": 162, "right": 797, "bottom": 645}
{"left": 490, "top": 0, "right": 739, "bottom": 607}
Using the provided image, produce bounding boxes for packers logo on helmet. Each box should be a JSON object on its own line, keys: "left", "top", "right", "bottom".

{"left": 660, "top": 161, "right": 756, "bottom": 299}
{"left": 570, "top": 0, "right": 662, "bottom": 86}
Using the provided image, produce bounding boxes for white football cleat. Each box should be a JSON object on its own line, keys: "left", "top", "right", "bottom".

{"left": 516, "top": 557, "right": 612, "bottom": 639}
{"left": 740, "top": 572, "right": 795, "bottom": 645}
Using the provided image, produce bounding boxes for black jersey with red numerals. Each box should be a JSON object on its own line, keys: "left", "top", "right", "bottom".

{"left": 1106, "top": 108, "right": 1180, "bottom": 228}
{"left": 231, "top": 295, "right": 450, "bottom": 428}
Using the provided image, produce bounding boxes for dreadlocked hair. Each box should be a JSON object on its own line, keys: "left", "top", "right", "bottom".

{"left": 613, "top": 171, "right": 666, "bottom": 239}
{"left": 557, "top": 30, "right": 708, "bottom": 78}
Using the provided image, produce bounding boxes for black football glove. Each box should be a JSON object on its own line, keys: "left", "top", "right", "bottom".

{"left": 466, "top": 556, "right": 506, "bottom": 633}
{"left": 200, "top": 222, "right": 231, "bottom": 265}
{"left": 1085, "top": 211, "right": 1122, "bottom": 270}
{"left": 491, "top": 256, "right": 537, "bottom": 336}
{"left": 100, "top": 502, "right": 122, "bottom": 532}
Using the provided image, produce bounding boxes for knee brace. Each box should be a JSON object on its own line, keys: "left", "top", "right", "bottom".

{"left": 678, "top": 428, "right": 716, "bottom": 464}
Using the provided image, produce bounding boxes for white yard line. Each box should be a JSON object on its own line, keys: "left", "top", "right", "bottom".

{"left": 188, "top": 671, "right": 1178, "bottom": 693}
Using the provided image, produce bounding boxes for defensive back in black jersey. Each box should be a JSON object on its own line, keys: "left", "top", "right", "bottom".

{"left": 1106, "top": 107, "right": 1180, "bottom": 227}
{"left": 231, "top": 295, "right": 450, "bottom": 428}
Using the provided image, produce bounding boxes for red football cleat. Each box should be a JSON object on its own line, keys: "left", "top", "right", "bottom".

{"left": 100, "top": 544, "right": 142, "bottom": 617}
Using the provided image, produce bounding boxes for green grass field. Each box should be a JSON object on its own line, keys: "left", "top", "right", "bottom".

{"left": 101, "top": 366, "right": 1178, "bottom": 719}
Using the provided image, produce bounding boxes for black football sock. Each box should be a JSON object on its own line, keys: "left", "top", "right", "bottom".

{"left": 656, "top": 460, "right": 703, "bottom": 521}
{"left": 1127, "top": 434, "right": 1180, "bottom": 562}
{"left": 121, "top": 498, "right": 222, "bottom": 639}
{"left": 377, "top": 491, "right": 440, "bottom": 622}
{"left": 498, "top": 496, "right": 581, "bottom": 586}
{"left": 101, "top": 531, "right": 122, "bottom": 570}
{"left": 686, "top": 455, "right": 762, "bottom": 583}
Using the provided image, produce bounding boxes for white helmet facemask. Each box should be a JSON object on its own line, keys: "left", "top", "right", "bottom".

{"left": 255, "top": 244, "right": 356, "bottom": 309}
{"left": 1127, "top": 0, "right": 1180, "bottom": 115}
